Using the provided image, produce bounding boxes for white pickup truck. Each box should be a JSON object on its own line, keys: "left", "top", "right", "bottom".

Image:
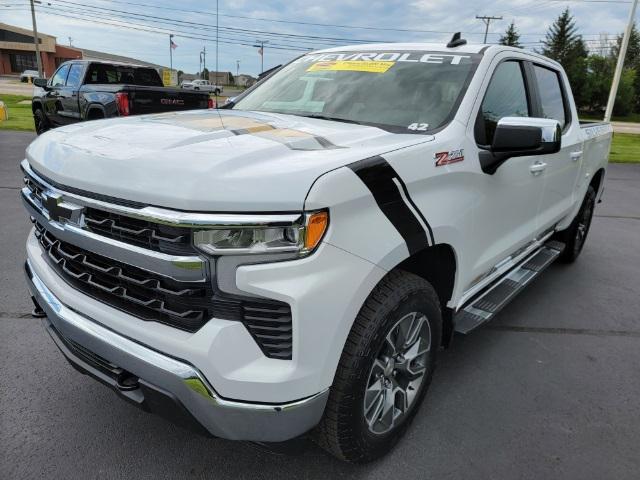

{"left": 182, "top": 78, "right": 223, "bottom": 95}
{"left": 22, "top": 38, "right": 612, "bottom": 463}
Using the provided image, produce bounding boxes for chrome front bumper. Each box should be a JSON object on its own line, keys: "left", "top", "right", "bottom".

{"left": 25, "top": 259, "right": 328, "bottom": 442}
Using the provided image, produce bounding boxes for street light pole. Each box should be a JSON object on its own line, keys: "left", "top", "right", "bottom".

{"left": 605, "top": 0, "right": 639, "bottom": 121}
{"left": 29, "top": 0, "right": 43, "bottom": 78}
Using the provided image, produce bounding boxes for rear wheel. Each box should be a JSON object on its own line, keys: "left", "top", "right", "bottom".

{"left": 556, "top": 185, "right": 596, "bottom": 263}
{"left": 33, "top": 108, "right": 49, "bottom": 135}
{"left": 314, "top": 270, "right": 442, "bottom": 463}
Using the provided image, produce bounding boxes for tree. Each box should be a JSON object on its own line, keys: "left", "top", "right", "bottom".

{"left": 584, "top": 55, "right": 614, "bottom": 111}
{"left": 611, "top": 22, "right": 640, "bottom": 69}
{"left": 613, "top": 68, "right": 636, "bottom": 116}
{"left": 499, "top": 22, "right": 522, "bottom": 48}
{"left": 611, "top": 23, "right": 640, "bottom": 112}
{"left": 540, "top": 8, "right": 589, "bottom": 108}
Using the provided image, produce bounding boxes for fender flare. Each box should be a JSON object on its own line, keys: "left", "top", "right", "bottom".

{"left": 84, "top": 103, "right": 107, "bottom": 120}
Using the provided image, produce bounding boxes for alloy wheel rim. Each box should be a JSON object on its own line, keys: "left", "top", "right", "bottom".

{"left": 363, "top": 312, "right": 431, "bottom": 435}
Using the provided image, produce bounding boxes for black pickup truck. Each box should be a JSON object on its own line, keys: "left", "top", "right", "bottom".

{"left": 32, "top": 60, "right": 211, "bottom": 134}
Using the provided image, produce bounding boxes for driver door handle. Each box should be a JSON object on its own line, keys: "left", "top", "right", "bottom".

{"left": 529, "top": 161, "right": 547, "bottom": 175}
{"left": 570, "top": 151, "right": 583, "bottom": 162}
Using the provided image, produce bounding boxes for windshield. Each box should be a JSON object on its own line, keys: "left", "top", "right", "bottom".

{"left": 233, "top": 50, "right": 480, "bottom": 133}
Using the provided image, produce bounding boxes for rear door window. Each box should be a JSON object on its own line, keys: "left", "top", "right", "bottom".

{"left": 65, "top": 64, "right": 84, "bottom": 88}
{"left": 533, "top": 65, "right": 567, "bottom": 129}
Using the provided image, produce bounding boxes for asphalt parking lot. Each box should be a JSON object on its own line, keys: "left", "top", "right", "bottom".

{"left": 1, "top": 130, "right": 639, "bottom": 479}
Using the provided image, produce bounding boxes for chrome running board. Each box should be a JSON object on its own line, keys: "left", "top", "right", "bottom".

{"left": 454, "top": 241, "right": 565, "bottom": 334}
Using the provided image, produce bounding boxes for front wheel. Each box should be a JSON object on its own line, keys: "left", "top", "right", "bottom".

{"left": 314, "top": 270, "right": 442, "bottom": 463}
{"left": 556, "top": 185, "right": 597, "bottom": 263}
{"left": 33, "top": 108, "right": 50, "bottom": 135}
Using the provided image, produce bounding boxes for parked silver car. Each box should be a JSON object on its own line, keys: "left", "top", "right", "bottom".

{"left": 20, "top": 69, "right": 39, "bottom": 82}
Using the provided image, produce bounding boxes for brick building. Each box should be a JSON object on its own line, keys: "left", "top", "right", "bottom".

{"left": 0, "top": 22, "right": 82, "bottom": 77}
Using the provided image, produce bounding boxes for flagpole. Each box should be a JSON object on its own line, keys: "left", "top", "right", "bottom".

{"left": 169, "top": 34, "right": 173, "bottom": 77}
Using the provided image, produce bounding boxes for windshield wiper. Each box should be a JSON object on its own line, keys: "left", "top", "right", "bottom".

{"left": 297, "top": 114, "right": 363, "bottom": 125}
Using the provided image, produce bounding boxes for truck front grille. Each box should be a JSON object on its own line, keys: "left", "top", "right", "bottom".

{"left": 35, "top": 223, "right": 294, "bottom": 359}
{"left": 36, "top": 222, "right": 212, "bottom": 332}
{"left": 24, "top": 173, "right": 195, "bottom": 256}
{"left": 83, "top": 208, "right": 194, "bottom": 255}
{"left": 25, "top": 166, "right": 294, "bottom": 359}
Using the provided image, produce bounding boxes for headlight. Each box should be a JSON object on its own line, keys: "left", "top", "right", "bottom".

{"left": 194, "top": 210, "right": 328, "bottom": 256}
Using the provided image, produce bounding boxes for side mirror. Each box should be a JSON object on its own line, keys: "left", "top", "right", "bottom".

{"left": 33, "top": 78, "right": 49, "bottom": 88}
{"left": 479, "top": 117, "right": 561, "bottom": 174}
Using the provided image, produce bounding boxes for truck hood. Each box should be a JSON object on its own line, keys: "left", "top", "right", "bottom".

{"left": 26, "top": 109, "right": 434, "bottom": 211}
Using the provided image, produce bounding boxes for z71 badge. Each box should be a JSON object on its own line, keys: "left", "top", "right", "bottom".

{"left": 434, "top": 149, "right": 464, "bottom": 166}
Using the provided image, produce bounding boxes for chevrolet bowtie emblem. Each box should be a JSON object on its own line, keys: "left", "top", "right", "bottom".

{"left": 41, "top": 191, "right": 84, "bottom": 225}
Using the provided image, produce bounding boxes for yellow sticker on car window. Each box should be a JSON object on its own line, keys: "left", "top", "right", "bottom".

{"left": 307, "top": 60, "right": 395, "bottom": 73}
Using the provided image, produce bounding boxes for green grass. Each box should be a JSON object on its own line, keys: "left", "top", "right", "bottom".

{"left": 0, "top": 94, "right": 34, "bottom": 132}
{"left": 580, "top": 112, "right": 640, "bottom": 123}
{"left": 610, "top": 133, "right": 640, "bottom": 163}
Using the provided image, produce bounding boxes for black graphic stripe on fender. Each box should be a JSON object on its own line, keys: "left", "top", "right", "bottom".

{"left": 348, "top": 156, "right": 434, "bottom": 254}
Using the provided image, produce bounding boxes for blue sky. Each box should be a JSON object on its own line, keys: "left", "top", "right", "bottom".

{"left": 1, "top": 0, "right": 638, "bottom": 76}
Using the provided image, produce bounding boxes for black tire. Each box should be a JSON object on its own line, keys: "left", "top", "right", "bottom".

{"left": 556, "top": 185, "right": 597, "bottom": 263}
{"left": 194, "top": 86, "right": 200, "bottom": 90}
{"left": 214, "top": 89, "right": 220, "bottom": 95}
{"left": 314, "top": 270, "right": 442, "bottom": 463}
{"left": 33, "top": 108, "right": 49, "bottom": 135}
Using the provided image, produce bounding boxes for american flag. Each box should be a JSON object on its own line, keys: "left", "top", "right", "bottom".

{"left": 170, "top": 39, "right": 178, "bottom": 50}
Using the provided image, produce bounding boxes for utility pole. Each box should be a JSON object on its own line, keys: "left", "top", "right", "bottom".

{"left": 476, "top": 15, "right": 503, "bottom": 43}
{"left": 215, "top": 0, "right": 219, "bottom": 88}
{"left": 236, "top": 59, "right": 240, "bottom": 84}
{"left": 605, "top": 0, "right": 639, "bottom": 121}
{"left": 254, "top": 40, "right": 268, "bottom": 73}
{"left": 29, "top": 0, "right": 43, "bottom": 78}
{"left": 202, "top": 46, "right": 206, "bottom": 80}
{"left": 68, "top": 37, "right": 73, "bottom": 47}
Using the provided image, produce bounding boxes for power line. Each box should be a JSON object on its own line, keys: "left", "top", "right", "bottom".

{"left": 5, "top": 0, "right": 620, "bottom": 40}
{"left": 32, "top": 4, "right": 320, "bottom": 50}
{"left": 23, "top": 6, "right": 313, "bottom": 52}
{"left": 90, "top": 0, "right": 495, "bottom": 35}
{"left": 51, "top": 0, "right": 390, "bottom": 44}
